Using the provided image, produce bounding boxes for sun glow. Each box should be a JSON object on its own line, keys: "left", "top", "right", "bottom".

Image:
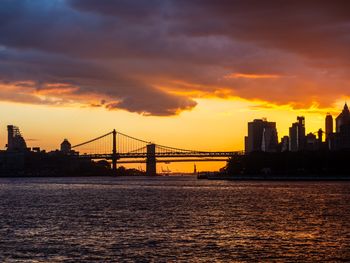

{"left": 0, "top": 93, "right": 340, "bottom": 172}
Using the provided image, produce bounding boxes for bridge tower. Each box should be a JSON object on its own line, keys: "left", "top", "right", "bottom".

{"left": 146, "top": 143, "right": 156, "bottom": 176}
{"left": 112, "top": 129, "right": 117, "bottom": 174}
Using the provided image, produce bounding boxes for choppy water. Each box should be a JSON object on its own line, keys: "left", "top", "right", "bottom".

{"left": 0, "top": 176, "right": 350, "bottom": 262}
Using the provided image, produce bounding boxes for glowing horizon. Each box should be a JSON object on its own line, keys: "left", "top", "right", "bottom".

{"left": 0, "top": 98, "right": 346, "bottom": 172}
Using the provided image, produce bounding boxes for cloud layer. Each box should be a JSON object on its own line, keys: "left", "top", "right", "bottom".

{"left": 0, "top": 0, "right": 349, "bottom": 115}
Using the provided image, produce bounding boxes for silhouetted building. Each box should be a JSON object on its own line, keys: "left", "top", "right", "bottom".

{"left": 336, "top": 124, "right": 350, "bottom": 149}
{"left": 289, "top": 123, "right": 298, "bottom": 152}
{"left": 60, "top": 139, "right": 72, "bottom": 154}
{"left": 246, "top": 120, "right": 264, "bottom": 153}
{"left": 7, "top": 125, "right": 27, "bottom": 152}
{"left": 336, "top": 103, "right": 350, "bottom": 132}
{"left": 305, "top": 133, "right": 318, "bottom": 151}
{"left": 325, "top": 113, "right": 333, "bottom": 141}
{"left": 289, "top": 116, "right": 305, "bottom": 152}
{"left": 246, "top": 119, "right": 278, "bottom": 153}
{"left": 327, "top": 132, "right": 335, "bottom": 150}
{"left": 328, "top": 104, "right": 350, "bottom": 150}
{"left": 262, "top": 123, "right": 278, "bottom": 152}
{"left": 244, "top": 136, "right": 249, "bottom": 153}
{"left": 280, "top": 136, "right": 289, "bottom": 152}
{"left": 317, "top": 128, "right": 323, "bottom": 144}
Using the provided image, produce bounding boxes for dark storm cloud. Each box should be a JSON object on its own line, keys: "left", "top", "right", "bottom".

{"left": 0, "top": 0, "right": 349, "bottom": 114}
{"left": 0, "top": 0, "right": 198, "bottom": 115}
{"left": 171, "top": 0, "right": 350, "bottom": 61}
{"left": 0, "top": 47, "right": 197, "bottom": 115}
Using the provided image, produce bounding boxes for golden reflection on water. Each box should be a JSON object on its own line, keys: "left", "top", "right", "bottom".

{"left": 0, "top": 177, "right": 349, "bottom": 262}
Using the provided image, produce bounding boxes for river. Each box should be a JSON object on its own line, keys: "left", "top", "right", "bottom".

{"left": 0, "top": 176, "right": 349, "bottom": 262}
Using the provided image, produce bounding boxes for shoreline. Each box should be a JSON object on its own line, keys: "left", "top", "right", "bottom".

{"left": 1, "top": 174, "right": 350, "bottom": 181}
{"left": 199, "top": 174, "right": 350, "bottom": 181}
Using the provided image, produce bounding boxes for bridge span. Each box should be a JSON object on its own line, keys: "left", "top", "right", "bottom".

{"left": 71, "top": 130, "right": 243, "bottom": 176}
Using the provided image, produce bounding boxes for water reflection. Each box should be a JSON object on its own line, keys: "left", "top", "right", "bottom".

{"left": 0, "top": 177, "right": 349, "bottom": 262}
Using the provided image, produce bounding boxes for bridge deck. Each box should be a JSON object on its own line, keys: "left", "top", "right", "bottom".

{"left": 77, "top": 151, "right": 243, "bottom": 160}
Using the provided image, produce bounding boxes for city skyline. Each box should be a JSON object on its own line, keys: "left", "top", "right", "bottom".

{"left": 1, "top": 100, "right": 344, "bottom": 150}
{"left": 1, "top": 102, "right": 348, "bottom": 173}
{"left": 245, "top": 103, "right": 350, "bottom": 154}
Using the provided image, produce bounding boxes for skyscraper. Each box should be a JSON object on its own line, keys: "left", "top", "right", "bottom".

{"left": 261, "top": 123, "right": 279, "bottom": 152}
{"left": 289, "top": 123, "right": 298, "bottom": 152}
{"left": 289, "top": 116, "right": 305, "bottom": 152}
{"left": 325, "top": 113, "right": 333, "bottom": 141}
{"left": 7, "top": 125, "right": 27, "bottom": 151}
{"left": 331, "top": 103, "right": 350, "bottom": 150}
{"left": 336, "top": 103, "right": 350, "bottom": 132}
{"left": 246, "top": 119, "right": 278, "bottom": 153}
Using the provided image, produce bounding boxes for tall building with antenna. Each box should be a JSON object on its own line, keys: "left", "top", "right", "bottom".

{"left": 329, "top": 103, "right": 350, "bottom": 150}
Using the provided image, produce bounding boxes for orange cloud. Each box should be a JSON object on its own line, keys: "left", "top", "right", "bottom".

{"left": 0, "top": 82, "right": 105, "bottom": 108}
{"left": 34, "top": 83, "right": 80, "bottom": 95}
{"left": 224, "top": 73, "right": 282, "bottom": 79}
{"left": 1, "top": 0, "right": 350, "bottom": 116}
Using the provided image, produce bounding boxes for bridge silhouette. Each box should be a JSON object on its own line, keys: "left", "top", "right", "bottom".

{"left": 72, "top": 130, "right": 243, "bottom": 176}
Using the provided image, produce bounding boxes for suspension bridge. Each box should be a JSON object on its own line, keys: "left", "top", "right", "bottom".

{"left": 71, "top": 130, "right": 243, "bottom": 176}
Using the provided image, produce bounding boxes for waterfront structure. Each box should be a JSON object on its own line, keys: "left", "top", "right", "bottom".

{"left": 1, "top": 126, "right": 239, "bottom": 177}
{"left": 70, "top": 129, "right": 239, "bottom": 176}
{"left": 146, "top": 143, "right": 156, "bottom": 176}
{"left": 60, "top": 139, "right": 72, "bottom": 154}
{"left": 245, "top": 119, "right": 278, "bottom": 153}
{"left": 6, "top": 125, "right": 27, "bottom": 152}
{"left": 289, "top": 117, "right": 305, "bottom": 152}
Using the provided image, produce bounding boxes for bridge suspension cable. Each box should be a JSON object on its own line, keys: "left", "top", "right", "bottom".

{"left": 155, "top": 144, "right": 209, "bottom": 154}
{"left": 71, "top": 131, "right": 113, "bottom": 155}
{"left": 72, "top": 131, "right": 113, "bottom": 149}
{"left": 116, "top": 131, "right": 149, "bottom": 154}
{"left": 70, "top": 129, "right": 241, "bottom": 158}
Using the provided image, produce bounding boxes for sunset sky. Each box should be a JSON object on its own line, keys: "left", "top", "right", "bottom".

{"left": 1, "top": 0, "right": 350, "bottom": 171}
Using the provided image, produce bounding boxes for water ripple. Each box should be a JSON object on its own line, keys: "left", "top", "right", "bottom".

{"left": 0, "top": 177, "right": 349, "bottom": 262}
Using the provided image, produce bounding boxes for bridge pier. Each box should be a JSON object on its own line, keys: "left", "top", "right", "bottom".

{"left": 112, "top": 129, "right": 117, "bottom": 175}
{"left": 146, "top": 143, "right": 156, "bottom": 176}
